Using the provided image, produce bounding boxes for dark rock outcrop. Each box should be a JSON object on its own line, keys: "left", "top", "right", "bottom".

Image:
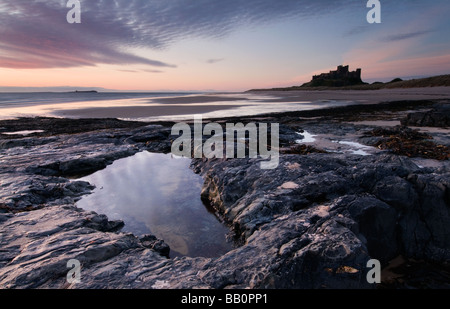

{"left": 0, "top": 115, "right": 449, "bottom": 289}
{"left": 195, "top": 154, "right": 450, "bottom": 271}
{"left": 401, "top": 104, "right": 450, "bottom": 127}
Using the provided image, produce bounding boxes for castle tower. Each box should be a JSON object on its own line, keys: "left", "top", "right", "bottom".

{"left": 303, "top": 65, "right": 364, "bottom": 87}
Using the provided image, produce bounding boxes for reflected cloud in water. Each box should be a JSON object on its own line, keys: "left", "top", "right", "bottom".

{"left": 77, "top": 151, "right": 232, "bottom": 258}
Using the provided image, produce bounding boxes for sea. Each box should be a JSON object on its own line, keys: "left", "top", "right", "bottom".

{"left": 0, "top": 91, "right": 351, "bottom": 122}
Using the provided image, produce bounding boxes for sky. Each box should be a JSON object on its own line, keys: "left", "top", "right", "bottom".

{"left": 0, "top": 0, "right": 449, "bottom": 92}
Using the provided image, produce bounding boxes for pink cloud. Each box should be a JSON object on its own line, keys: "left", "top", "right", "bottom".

{"left": 343, "top": 36, "right": 450, "bottom": 80}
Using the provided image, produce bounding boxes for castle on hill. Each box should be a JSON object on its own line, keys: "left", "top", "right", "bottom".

{"left": 313, "top": 65, "right": 361, "bottom": 81}
{"left": 302, "top": 65, "right": 365, "bottom": 87}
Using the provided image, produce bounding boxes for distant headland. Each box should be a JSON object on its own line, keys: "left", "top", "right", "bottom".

{"left": 70, "top": 90, "right": 98, "bottom": 93}
{"left": 249, "top": 66, "right": 450, "bottom": 91}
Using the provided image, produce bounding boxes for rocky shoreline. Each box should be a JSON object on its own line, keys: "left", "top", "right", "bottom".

{"left": 0, "top": 99, "right": 449, "bottom": 289}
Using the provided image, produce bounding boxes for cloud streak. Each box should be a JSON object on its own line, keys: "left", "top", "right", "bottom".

{"left": 206, "top": 58, "right": 225, "bottom": 64}
{"left": 0, "top": 0, "right": 362, "bottom": 69}
{"left": 381, "top": 30, "right": 434, "bottom": 42}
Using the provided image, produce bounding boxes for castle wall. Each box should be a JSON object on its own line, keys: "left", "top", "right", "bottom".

{"left": 313, "top": 65, "right": 361, "bottom": 81}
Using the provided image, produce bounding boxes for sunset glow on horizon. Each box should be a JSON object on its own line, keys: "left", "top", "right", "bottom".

{"left": 1, "top": 0, "right": 449, "bottom": 92}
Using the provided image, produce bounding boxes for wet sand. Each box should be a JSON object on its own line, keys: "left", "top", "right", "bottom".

{"left": 151, "top": 94, "right": 251, "bottom": 104}
{"left": 52, "top": 87, "right": 450, "bottom": 120}
{"left": 250, "top": 87, "right": 450, "bottom": 104}
{"left": 54, "top": 104, "right": 243, "bottom": 119}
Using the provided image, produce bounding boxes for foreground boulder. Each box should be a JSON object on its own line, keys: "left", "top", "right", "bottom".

{"left": 195, "top": 154, "right": 450, "bottom": 268}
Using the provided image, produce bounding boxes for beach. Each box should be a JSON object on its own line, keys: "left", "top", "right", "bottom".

{"left": 0, "top": 88, "right": 449, "bottom": 289}
{"left": 1, "top": 87, "right": 450, "bottom": 122}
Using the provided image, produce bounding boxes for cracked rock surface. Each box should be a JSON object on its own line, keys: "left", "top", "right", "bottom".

{"left": 0, "top": 107, "right": 449, "bottom": 289}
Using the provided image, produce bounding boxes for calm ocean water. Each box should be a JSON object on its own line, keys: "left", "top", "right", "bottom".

{"left": 0, "top": 92, "right": 195, "bottom": 108}
{"left": 0, "top": 91, "right": 352, "bottom": 122}
{"left": 0, "top": 92, "right": 210, "bottom": 121}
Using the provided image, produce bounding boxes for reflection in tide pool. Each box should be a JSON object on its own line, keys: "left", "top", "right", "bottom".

{"left": 77, "top": 151, "right": 232, "bottom": 258}
{"left": 296, "top": 130, "right": 317, "bottom": 143}
{"left": 332, "top": 141, "right": 373, "bottom": 156}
